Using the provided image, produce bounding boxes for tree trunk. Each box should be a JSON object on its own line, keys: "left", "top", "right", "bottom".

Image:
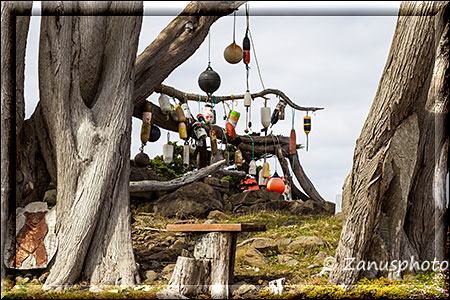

{"left": 329, "top": 1, "right": 449, "bottom": 286}
{"left": 1, "top": 1, "right": 33, "bottom": 280}
{"left": 38, "top": 2, "right": 143, "bottom": 288}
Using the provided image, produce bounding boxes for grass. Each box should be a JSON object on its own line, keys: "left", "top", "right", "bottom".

{"left": 2, "top": 210, "right": 448, "bottom": 299}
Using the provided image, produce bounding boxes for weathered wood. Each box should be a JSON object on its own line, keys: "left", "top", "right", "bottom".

{"left": 129, "top": 160, "right": 226, "bottom": 193}
{"left": 167, "top": 223, "right": 266, "bottom": 232}
{"left": 165, "top": 256, "right": 211, "bottom": 296}
{"left": 214, "top": 168, "right": 247, "bottom": 177}
{"left": 329, "top": 1, "right": 449, "bottom": 286}
{"left": 194, "top": 232, "right": 234, "bottom": 299}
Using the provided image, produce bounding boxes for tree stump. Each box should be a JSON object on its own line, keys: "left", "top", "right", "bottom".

{"left": 166, "top": 256, "right": 211, "bottom": 296}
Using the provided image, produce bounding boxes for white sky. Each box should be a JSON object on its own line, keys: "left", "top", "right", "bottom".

{"left": 24, "top": 2, "right": 401, "bottom": 209}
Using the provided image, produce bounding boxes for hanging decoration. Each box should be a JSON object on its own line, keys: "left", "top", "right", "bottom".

{"left": 261, "top": 101, "right": 271, "bottom": 128}
{"left": 266, "top": 171, "right": 285, "bottom": 194}
{"left": 181, "top": 102, "right": 191, "bottom": 121}
{"left": 247, "top": 134, "right": 257, "bottom": 175}
{"left": 304, "top": 113, "right": 311, "bottom": 151}
{"left": 270, "top": 98, "right": 286, "bottom": 127}
{"left": 192, "top": 121, "right": 207, "bottom": 140}
{"left": 226, "top": 110, "right": 240, "bottom": 139}
{"left": 178, "top": 122, "right": 187, "bottom": 140}
{"left": 224, "top": 11, "right": 243, "bottom": 64}
{"left": 198, "top": 30, "right": 221, "bottom": 96}
{"left": 209, "top": 129, "right": 218, "bottom": 155}
{"left": 258, "top": 168, "right": 267, "bottom": 186}
{"left": 289, "top": 107, "right": 297, "bottom": 155}
{"left": 149, "top": 124, "right": 161, "bottom": 142}
{"left": 175, "top": 104, "right": 186, "bottom": 123}
{"left": 134, "top": 152, "right": 150, "bottom": 168}
{"left": 262, "top": 160, "right": 270, "bottom": 178}
{"left": 183, "top": 142, "right": 190, "bottom": 167}
{"left": 158, "top": 93, "right": 171, "bottom": 115}
{"left": 170, "top": 104, "right": 179, "bottom": 122}
{"left": 235, "top": 148, "right": 243, "bottom": 166}
{"left": 163, "top": 132, "right": 174, "bottom": 164}
{"left": 196, "top": 139, "right": 208, "bottom": 168}
{"left": 140, "top": 103, "right": 152, "bottom": 145}
{"left": 202, "top": 104, "right": 215, "bottom": 124}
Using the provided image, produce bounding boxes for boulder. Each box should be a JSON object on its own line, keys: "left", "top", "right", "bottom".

{"left": 145, "top": 270, "right": 158, "bottom": 282}
{"left": 43, "top": 189, "right": 56, "bottom": 207}
{"left": 314, "top": 251, "right": 328, "bottom": 263}
{"left": 287, "top": 236, "right": 327, "bottom": 252}
{"left": 252, "top": 239, "right": 278, "bottom": 254}
{"left": 207, "top": 210, "right": 229, "bottom": 220}
{"left": 228, "top": 189, "right": 282, "bottom": 207}
{"left": 241, "top": 247, "right": 269, "bottom": 268}
{"left": 153, "top": 182, "right": 223, "bottom": 218}
{"left": 231, "top": 282, "right": 257, "bottom": 297}
{"left": 277, "top": 238, "right": 292, "bottom": 252}
{"left": 277, "top": 254, "right": 299, "bottom": 266}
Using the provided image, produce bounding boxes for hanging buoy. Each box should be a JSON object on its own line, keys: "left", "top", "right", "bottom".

{"left": 244, "top": 90, "right": 252, "bottom": 107}
{"left": 163, "top": 143, "right": 174, "bottom": 164}
{"left": 209, "top": 129, "right": 218, "bottom": 155}
{"left": 197, "top": 113, "right": 206, "bottom": 124}
{"left": 304, "top": 115, "right": 311, "bottom": 151}
{"left": 176, "top": 104, "right": 186, "bottom": 123}
{"left": 271, "top": 100, "right": 286, "bottom": 127}
{"left": 142, "top": 103, "right": 152, "bottom": 124}
{"left": 224, "top": 42, "right": 243, "bottom": 64}
{"left": 170, "top": 106, "right": 179, "bottom": 122}
{"left": 284, "top": 181, "right": 291, "bottom": 196}
{"left": 192, "top": 121, "right": 207, "bottom": 140}
{"left": 261, "top": 106, "right": 271, "bottom": 128}
{"left": 202, "top": 104, "right": 215, "bottom": 124}
{"left": 181, "top": 103, "right": 191, "bottom": 120}
{"left": 289, "top": 129, "right": 297, "bottom": 155}
{"left": 140, "top": 123, "right": 151, "bottom": 144}
{"left": 226, "top": 110, "right": 240, "bottom": 139}
{"left": 258, "top": 168, "right": 267, "bottom": 186}
{"left": 178, "top": 122, "right": 187, "bottom": 139}
{"left": 266, "top": 171, "right": 285, "bottom": 194}
{"left": 134, "top": 152, "right": 150, "bottom": 168}
{"left": 249, "top": 159, "right": 257, "bottom": 175}
{"left": 183, "top": 143, "right": 190, "bottom": 167}
{"left": 235, "top": 149, "right": 243, "bottom": 166}
{"left": 197, "top": 140, "right": 208, "bottom": 168}
{"left": 262, "top": 161, "right": 270, "bottom": 178}
{"left": 149, "top": 124, "right": 161, "bottom": 142}
{"left": 243, "top": 34, "right": 250, "bottom": 65}
{"left": 198, "top": 66, "right": 221, "bottom": 95}
{"left": 158, "top": 94, "right": 171, "bottom": 115}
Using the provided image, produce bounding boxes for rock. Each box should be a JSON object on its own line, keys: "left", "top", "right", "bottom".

{"left": 231, "top": 283, "right": 257, "bottom": 297}
{"left": 324, "top": 201, "right": 336, "bottom": 215}
{"left": 153, "top": 182, "right": 223, "bottom": 218}
{"left": 147, "top": 251, "right": 170, "bottom": 261}
{"left": 169, "top": 240, "right": 186, "bottom": 252}
{"left": 203, "top": 219, "right": 217, "bottom": 224}
{"left": 287, "top": 236, "right": 326, "bottom": 252}
{"left": 207, "top": 210, "right": 229, "bottom": 219}
{"left": 278, "top": 254, "right": 299, "bottom": 266}
{"left": 30, "top": 278, "right": 40, "bottom": 285}
{"left": 162, "top": 264, "right": 176, "bottom": 279}
{"left": 134, "top": 285, "right": 145, "bottom": 290}
{"left": 156, "top": 288, "right": 188, "bottom": 299}
{"left": 38, "top": 271, "right": 50, "bottom": 284}
{"left": 242, "top": 247, "right": 269, "bottom": 268}
{"left": 145, "top": 270, "right": 158, "bottom": 282}
{"left": 228, "top": 189, "right": 282, "bottom": 207}
{"left": 277, "top": 238, "right": 292, "bottom": 252}
{"left": 89, "top": 285, "right": 104, "bottom": 293}
{"left": 43, "top": 189, "right": 57, "bottom": 206}
{"left": 15, "top": 276, "right": 30, "bottom": 285}
{"left": 252, "top": 239, "right": 278, "bottom": 254}
{"left": 314, "top": 251, "right": 329, "bottom": 263}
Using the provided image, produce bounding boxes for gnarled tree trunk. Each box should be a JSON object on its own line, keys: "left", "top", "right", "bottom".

{"left": 329, "top": 1, "right": 449, "bottom": 286}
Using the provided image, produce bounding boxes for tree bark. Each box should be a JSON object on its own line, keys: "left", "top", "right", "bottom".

{"left": 329, "top": 1, "right": 449, "bottom": 286}
{"left": 1, "top": 0, "right": 33, "bottom": 281}
{"left": 38, "top": 2, "right": 143, "bottom": 288}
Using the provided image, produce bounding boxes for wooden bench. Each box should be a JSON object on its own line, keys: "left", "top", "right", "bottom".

{"left": 161, "top": 223, "right": 266, "bottom": 299}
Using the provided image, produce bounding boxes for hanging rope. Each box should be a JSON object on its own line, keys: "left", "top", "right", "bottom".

{"left": 233, "top": 11, "right": 236, "bottom": 42}
{"left": 247, "top": 133, "right": 255, "bottom": 160}
{"left": 248, "top": 29, "right": 266, "bottom": 92}
{"left": 207, "top": 30, "right": 211, "bottom": 67}
{"left": 198, "top": 94, "right": 201, "bottom": 112}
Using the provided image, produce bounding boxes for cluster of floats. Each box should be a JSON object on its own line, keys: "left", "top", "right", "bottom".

{"left": 135, "top": 5, "right": 316, "bottom": 196}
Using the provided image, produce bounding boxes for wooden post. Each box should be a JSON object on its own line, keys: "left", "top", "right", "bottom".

{"left": 165, "top": 256, "right": 211, "bottom": 296}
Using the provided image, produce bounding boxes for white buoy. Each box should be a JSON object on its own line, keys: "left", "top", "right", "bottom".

{"left": 249, "top": 160, "right": 257, "bottom": 175}
{"left": 244, "top": 90, "right": 252, "bottom": 107}
{"left": 163, "top": 144, "right": 174, "bottom": 164}
{"left": 158, "top": 94, "right": 171, "bottom": 115}
{"left": 183, "top": 144, "right": 190, "bottom": 166}
{"left": 261, "top": 106, "right": 271, "bottom": 128}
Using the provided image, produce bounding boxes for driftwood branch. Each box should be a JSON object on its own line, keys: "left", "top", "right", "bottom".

{"left": 155, "top": 84, "right": 324, "bottom": 112}
{"left": 129, "top": 159, "right": 226, "bottom": 193}
{"left": 215, "top": 169, "right": 247, "bottom": 177}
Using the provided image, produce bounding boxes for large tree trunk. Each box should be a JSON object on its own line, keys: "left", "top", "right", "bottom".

{"left": 329, "top": 1, "right": 449, "bottom": 286}
{"left": 1, "top": 1, "right": 33, "bottom": 280}
{"left": 39, "top": 2, "right": 143, "bottom": 288}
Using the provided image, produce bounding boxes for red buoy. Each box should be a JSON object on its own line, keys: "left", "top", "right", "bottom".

{"left": 266, "top": 172, "right": 285, "bottom": 194}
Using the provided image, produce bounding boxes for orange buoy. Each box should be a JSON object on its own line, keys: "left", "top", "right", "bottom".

{"left": 289, "top": 129, "right": 296, "bottom": 155}
{"left": 266, "top": 172, "right": 285, "bottom": 194}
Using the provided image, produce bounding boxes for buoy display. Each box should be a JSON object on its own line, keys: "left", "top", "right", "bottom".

{"left": 181, "top": 103, "right": 191, "bottom": 120}
{"left": 198, "top": 66, "right": 221, "bottom": 95}
{"left": 249, "top": 160, "right": 257, "bottom": 175}
{"left": 134, "top": 152, "right": 150, "bottom": 168}
{"left": 266, "top": 171, "right": 285, "bottom": 194}
{"left": 178, "top": 122, "right": 187, "bottom": 139}
{"left": 192, "top": 121, "right": 207, "bottom": 140}
{"left": 163, "top": 143, "right": 174, "bottom": 164}
{"left": 142, "top": 103, "right": 152, "bottom": 124}
{"left": 262, "top": 161, "right": 270, "bottom": 178}
{"left": 202, "top": 104, "right": 215, "bottom": 124}
{"left": 158, "top": 94, "right": 171, "bottom": 115}
{"left": 224, "top": 42, "right": 243, "bottom": 64}
{"left": 176, "top": 104, "right": 186, "bottom": 123}
{"left": 209, "top": 129, "right": 218, "bottom": 155}
{"left": 183, "top": 143, "right": 190, "bottom": 167}
{"left": 304, "top": 115, "right": 311, "bottom": 151}
{"left": 289, "top": 129, "right": 296, "bottom": 155}
{"left": 244, "top": 90, "right": 252, "bottom": 107}
{"left": 261, "top": 106, "right": 271, "bottom": 128}
{"left": 149, "top": 124, "right": 161, "bottom": 142}
{"left": 258, "top": 168, "right": 267, "bottom": 186}
{"left": 226, "top": 110, "right": 240, "bottom": 139}
{"left": 235, "top": 149, "right": 243, "bottom": 166}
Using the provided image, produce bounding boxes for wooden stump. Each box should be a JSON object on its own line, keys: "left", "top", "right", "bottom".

{"left": 166, "top": 256, "right": 211, "bottom": 296}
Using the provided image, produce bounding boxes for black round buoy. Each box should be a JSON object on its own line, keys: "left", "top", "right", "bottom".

{"left": 135, "top": 152, "right": 150, "bottom": 168}
{"left": 148, "top": 124, "right": 161, "bottom": 142}
{"left": 198, "top": 66, "right": 221, "bottom": 95}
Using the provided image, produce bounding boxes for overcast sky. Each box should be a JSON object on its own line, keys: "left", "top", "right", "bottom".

{"left": 24, "top": 1, "right": 401, "bottom": 209}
